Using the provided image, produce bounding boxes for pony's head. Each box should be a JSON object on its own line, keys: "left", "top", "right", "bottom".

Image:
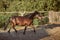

{"left": 34, "top": 11, "right": 42, "bottom": 19}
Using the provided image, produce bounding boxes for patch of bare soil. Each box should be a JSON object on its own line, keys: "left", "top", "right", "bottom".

{"left": 0, "top": 24, "right": 60, "bottom": 40}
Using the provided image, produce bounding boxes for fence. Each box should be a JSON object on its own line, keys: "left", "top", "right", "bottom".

{"left": 49, "top": 11, "right": 60, "bottom": 24}
{"left": 0, "top": 11, "right": 60, "bottom": 24}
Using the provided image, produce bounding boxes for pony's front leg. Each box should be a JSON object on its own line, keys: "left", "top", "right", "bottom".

{"left": 31, "top": 25, "right": 36, "bottom": 33}
{"left": 23, "top": 26, "right": 27, "bottom": 35}
{"left": 32, "top": 26, "right": 36, "bottom": 33}
{"left": 8, "top": 27, "right": 11, "bottom": 33}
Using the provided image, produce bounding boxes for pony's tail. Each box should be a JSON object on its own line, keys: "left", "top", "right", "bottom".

{"left": 4, "top": 17, "right": 10, "bottom": 30}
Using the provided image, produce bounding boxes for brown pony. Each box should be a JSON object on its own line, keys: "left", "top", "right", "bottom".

{"left": 4, "top": 11, "right": 41, "bottom": 34}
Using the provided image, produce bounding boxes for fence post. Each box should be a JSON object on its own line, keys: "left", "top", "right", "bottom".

{"left": 49, "top": 11, "right": 54, "bottom": 24}
{"left": 49, "top": 11, "right": 60, "bottom": 24}
{"left": 20, "top": 11, "right": 26, "bottom": 16}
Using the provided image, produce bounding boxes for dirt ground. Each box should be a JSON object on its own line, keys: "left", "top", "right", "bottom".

{"left": 0, "top": 24, "right": 60, "bottom": 40}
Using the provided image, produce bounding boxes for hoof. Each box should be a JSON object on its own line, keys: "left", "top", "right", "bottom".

{"left": 8, "top": 31, "right": 10, "bottom": 34}
{"left": 33, "top": 30, "right": 36, "bottom": 34}
{"left": 15, "top": 31, "right": 17, "bottom": 33}
{"left": 23, "top": 32, "right": 25, "bottom": 35}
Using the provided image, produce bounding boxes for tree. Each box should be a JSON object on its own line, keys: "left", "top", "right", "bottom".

{"left": 2, "top": 0, "right": 10, "bottom": 11}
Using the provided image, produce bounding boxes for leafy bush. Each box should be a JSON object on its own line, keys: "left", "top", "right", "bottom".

{"left": 40, "top": 17, "right": 49, "bottom": 25}
{"left": 0, "top": 13, "right": 12, "bottom": 28}
{"left": 0, "top": 0, "right": 60, "bottom": 11}
{"left": 33, "top": 18, "right": 39, "bottom": 25}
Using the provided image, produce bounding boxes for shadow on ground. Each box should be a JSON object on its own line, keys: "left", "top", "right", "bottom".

{"left": 0, "top": 26, "right": 50, "bottom": 40}
{"left": 0, "top": 24, "right": 60, "bottom": 40}
{"left": 44, "top": 24, "right": 60, "bottom": 29}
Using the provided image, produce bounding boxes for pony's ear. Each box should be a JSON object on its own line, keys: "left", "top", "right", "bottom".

{"left": 34, "top": 11, "right": 38, "bottom": 13}
{"left": 35, "top": 11, "right": 38, "bottom": 13}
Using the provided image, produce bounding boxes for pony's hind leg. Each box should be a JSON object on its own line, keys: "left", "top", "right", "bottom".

{"left": 13, "top": 27, "right": 17, "bottom": 33}
{"left": 8, "top": 22, "right": 12, "bottom": 33}
{"left": 11, "top": 22, "right": 17, "bottom": 33}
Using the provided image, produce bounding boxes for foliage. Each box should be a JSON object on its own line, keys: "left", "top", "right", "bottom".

{"left": 0, "top": 0, "right": 60, "bottom": 11}
{"left": 33, "top": 18, "right": 39, "bottom": 25}
{"left": 0, "top": 13, "right": 12, "bottom": 28}
{"left": 0, "top": 0, "right": 59, "bottom": 28}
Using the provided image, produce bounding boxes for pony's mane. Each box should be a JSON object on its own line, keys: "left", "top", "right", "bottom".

{"left": 24, "top": 13, "right": 33, "bottom": 17}
{"left": 24, "top": 11, "right": 40, "bottom": 19}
